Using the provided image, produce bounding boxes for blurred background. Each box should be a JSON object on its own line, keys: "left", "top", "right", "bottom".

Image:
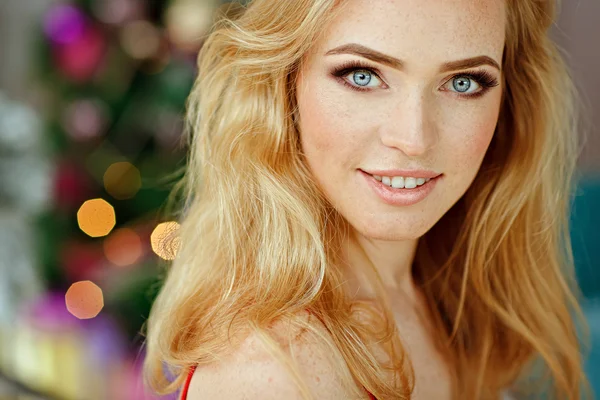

{"left": 0, "top": 0, "right": 597, "bottom": 399}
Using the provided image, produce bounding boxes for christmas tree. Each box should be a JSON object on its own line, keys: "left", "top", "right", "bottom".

{"left": 0, "top": 0, "right": 229, "bottom": 398}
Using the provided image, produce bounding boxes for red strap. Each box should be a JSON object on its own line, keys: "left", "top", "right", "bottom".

{"left": 180, "top": 365, "right": 197, "bottom": 400}
{"left": 180, "top": 363, "right": 375, "bottom": 399}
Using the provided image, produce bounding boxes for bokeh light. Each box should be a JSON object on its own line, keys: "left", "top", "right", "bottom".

{"left": 103, "top": 227, "right": 143, "bottom": 267}
{"left": 43, "top": 4, "right": 87, "bottom": 45}
{"left": 62, "top": 98, "right": 110, "bottom": 141}
{"left": 120, "top": 20, "right": 161, "bottom": 60}
{"left": 150, "top": 221, "right": 180, "bottom": 260}
{"left": 77, "top": 198, "right": 116, "bottom": 237}
{"left": 165, "top": 0, "right": 214, "bottom": 51}
{"left": 52, "top": 23, "right": 107, "bottom": 83}
{"left": 65, "top": 281, "right": 104, "bottom": 319}
{"left": 103, "top": 161, "right": 141, "bottom": 200}
{"left": 91, "top": 0, "right": 144, "bottom": 25}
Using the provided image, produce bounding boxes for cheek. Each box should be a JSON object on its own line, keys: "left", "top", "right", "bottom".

{"left": 463, "top": 121, "right": 496, "bottom": 164}
{"left": 446, "top": 103, "right": 500, "bottom": 173}
{"left": 297, "top": 81, "right": 359, "bottom": 170}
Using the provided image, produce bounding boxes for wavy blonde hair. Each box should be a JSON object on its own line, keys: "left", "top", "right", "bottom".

{"left": 143, "top": 0, "right": 589, "bottom": 398}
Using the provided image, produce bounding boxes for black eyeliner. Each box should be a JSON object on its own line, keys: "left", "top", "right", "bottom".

{"left": 330, "top": 60, "right": 500, "bottom": 97}
{"left": 330, "top": 60, "right": 385, "bottom": 93}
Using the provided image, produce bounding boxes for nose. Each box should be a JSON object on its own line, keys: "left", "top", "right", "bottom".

{"left": 379, "top": 93, "right": 439, "bottom": 157}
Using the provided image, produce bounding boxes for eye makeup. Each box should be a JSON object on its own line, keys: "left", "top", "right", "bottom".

{"left": 329, "top": 59, "right": 500, "bottom": 98}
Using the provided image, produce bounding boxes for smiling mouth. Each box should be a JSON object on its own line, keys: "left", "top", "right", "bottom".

{"left": 359, "top": 169, "right": 441, "bottom": 206}
{"left": 361, "top": 171, "right": 441, "bottom": 190}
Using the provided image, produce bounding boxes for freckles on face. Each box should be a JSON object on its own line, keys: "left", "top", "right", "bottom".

{"left": 439, "top": 94, "right": 502, "bottom": 171}
{"left": 296, "top": 0, "right": 505, "bottom": 240}
{"left": 297, "top": 71, "right": 369, "bottom": 187}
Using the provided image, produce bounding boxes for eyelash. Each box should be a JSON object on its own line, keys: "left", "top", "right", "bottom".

{"left": 330, "top": 60, "right": 500, "bottom": 98}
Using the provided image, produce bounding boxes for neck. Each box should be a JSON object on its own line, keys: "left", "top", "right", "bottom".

{"left": 340, "top": 228, "right": 420, "bottom": 302}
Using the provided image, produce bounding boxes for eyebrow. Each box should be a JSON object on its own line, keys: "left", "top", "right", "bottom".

{"left": 325, "top": 43, "right": 501, "bottom": 73}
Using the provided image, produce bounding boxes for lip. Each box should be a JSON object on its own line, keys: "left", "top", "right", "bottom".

{"left": 361, "top": 169, "right": 442, "bottom": 179}
{"left": 359, "top": 169, "right": 441, "bottom": 206}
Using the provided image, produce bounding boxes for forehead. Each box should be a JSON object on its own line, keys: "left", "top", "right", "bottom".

{"left": 314, "top": 0, "right": 506, "bottom": 73}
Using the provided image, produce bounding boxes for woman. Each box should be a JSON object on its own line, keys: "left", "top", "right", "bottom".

{"left": 143, "top": 0, "right": 589, "bottom": 398}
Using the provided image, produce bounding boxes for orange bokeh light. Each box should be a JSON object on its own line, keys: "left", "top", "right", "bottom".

{"left": 65, "top": 281, "right": 104, "bottom": 319}
{"left": 150, "top": 221, "right": 180, "bottom": 260}
{"left": 77, "top": 198, "right": 116, "bottom": 237}
{"left": 103, "top": 227, "right": 143, "bottom": 267}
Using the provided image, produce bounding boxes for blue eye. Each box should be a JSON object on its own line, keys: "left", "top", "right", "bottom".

{"left": 331, "top": 61, "right": 500, "bottom": 97}
{"left": 444, "top": 71, "right": 500, "bottom": 98}
{"left": 449, "top": 75, "right": 479, "bottom": 94}
{"left": 453, "top": 76, "right": 473, "bottom": 92}
{"left": 348, "top": 69, "right": 379, "bottom": 88}
{"left": 331, "top": 61, "right": 386, "bottom": 92}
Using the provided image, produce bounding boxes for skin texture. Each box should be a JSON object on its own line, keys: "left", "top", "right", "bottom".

{"left": 188, "top": 312, "right": 364, "bottom": 399}
{"left": 296, "top": 0, "right": 505, "bottom": 292}
{"left": 189, "top": 0, "right": 506, "bottom": 398}
{"left": 294, "top": 0, "right": 506, "bottom": 397}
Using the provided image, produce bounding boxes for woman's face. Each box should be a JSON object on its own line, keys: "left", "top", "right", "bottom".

{"left": 296, "top": 0, "right": 506, "bottom": 240}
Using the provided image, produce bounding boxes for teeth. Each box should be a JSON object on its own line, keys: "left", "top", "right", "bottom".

{"left": 373, "top": 174, "right": 432, "bottom": 189}
{"left": 404, "top": 177, "right": 417, "bottom": 189}
{"left": 391, "top": 176, "right": 405, "bottom": 189}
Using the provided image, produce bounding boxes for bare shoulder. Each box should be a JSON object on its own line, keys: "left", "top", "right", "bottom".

{"left": 186, "top": 311, "right": 361, "bottom": 400}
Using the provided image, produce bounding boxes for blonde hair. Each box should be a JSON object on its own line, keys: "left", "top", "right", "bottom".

{"left": 143, "top": 0, "right": 589, "bottom": 398}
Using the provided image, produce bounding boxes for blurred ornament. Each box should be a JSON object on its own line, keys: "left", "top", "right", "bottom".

{"left": 0, "top": 93, "right": 54, "bottom": 214}
{"left": 0, "top": 94, "right": 47, "bottom": 331}
{"left": 53, "top": 25, "right": 108, "bottom": 83}
{"left": 65, "top": 280, "right": 104, "bottom": 319}
{"left": 0, "top": 211, "right": 45, "bottom": 327}
{"left": 83, "top": 140, "right": 127, "bottom": 185}
{"left": 81, "top": 315, "right": 125, "bottom": 364}
{"left": 43, "top": 4, "right": 87, "bottom": 45}
{"left": 0, "top": 92, "right": 44, "bottom": 153}
{"left": 150, "top": 221, "right": 180, "bottom": 260}
{"left": 103, "top": 227, "right": 143, "bottom": 267}
{"left": 0, "top": 154, "right": 54, "bottom": 215}
{"left": 14, "top": 292, "right": 85, "bottom": 397}
{"left": 77, "top": 198, "right": 116, "bottom": 238}
{"left": 103, "top": 161, "right": 142, "bottom": 200}
{"left": 79, "top": 315, "right": 127, "bottom": 399}
{"left": 60, "top": 240, "right": 105, "bottom": 282}
{"left": 120, "top": 20, "right": 162, "bottom": 60}
{"left": 53, "top": 160, "right": 93, "bottom": 210}
{"left": 62, "top": 98, "right": 110, "bottom": 141}
{"left": 165, "top": 0, "right": 218, "bottom": 52}
{"left": 26, "top": 292, "right": 81, "bottom": 332}
{"left": 92, "top": 0, "right": 146, "bottom": 25}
